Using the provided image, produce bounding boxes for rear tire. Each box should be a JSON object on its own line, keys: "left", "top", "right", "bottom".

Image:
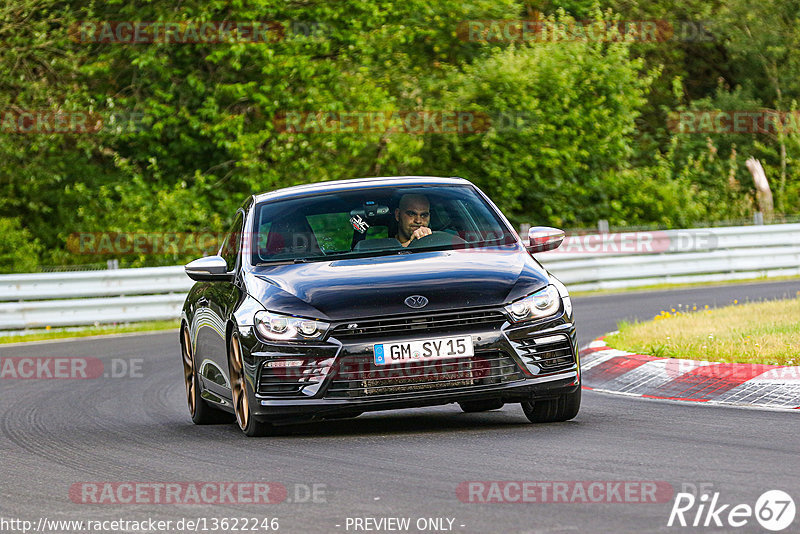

{"left": 228, "top": 332, "right": 273, "bottom": 437}
{"left": 521, "top": 388, "right": 581, "bottom": 423}
{"left": 458, "top": 399, "right": 504, "bottom": 413}
{"left": 181, "top": 326, "right": 230, "bottom": 424}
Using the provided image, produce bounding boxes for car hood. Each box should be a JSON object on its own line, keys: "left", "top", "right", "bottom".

{"left": 246, "top": 246, "right": 550, "bottom": 321}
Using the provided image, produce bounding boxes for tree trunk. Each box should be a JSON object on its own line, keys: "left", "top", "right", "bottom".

{"left": 745, "top": 157, "right": 773, "bottom": 221}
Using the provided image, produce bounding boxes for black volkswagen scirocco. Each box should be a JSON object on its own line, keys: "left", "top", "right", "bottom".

{"left": 181, "top": 176, "right": 579, "bottom": 436}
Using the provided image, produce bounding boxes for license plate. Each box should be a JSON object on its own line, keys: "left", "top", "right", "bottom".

{"left": 373, "top": 336, "right": 474, "bottom": 366}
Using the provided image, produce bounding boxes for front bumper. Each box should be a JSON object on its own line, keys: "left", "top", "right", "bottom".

{"left": 236, "top": 307, "right": 579, "bottom": 423}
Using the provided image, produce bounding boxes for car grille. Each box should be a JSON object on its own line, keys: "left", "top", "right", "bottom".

{"left": 329, "top": 309, "right": 507, "bottom": 340}
{"left": 325, "top": 351, "right": 525, "bottom": 398}
{"left": 510, "top": 334, "right": 575, "bottom": 371}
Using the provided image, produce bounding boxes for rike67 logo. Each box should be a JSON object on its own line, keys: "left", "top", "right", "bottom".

{"left": 668, "top": 489, "right": 796, "bottom": 531}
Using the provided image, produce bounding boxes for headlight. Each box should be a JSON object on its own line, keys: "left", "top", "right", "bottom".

{"left": 254, "top": 311, "right": 330, "bottom": 341}
{"left": 504, "top": 285, "right": 561, "bottom": 323}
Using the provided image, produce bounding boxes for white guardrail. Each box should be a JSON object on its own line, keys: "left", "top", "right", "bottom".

{"left": 0, "top": 267, "right": 191, "bottom": 330}
{"left": 536, "top": 223, "right": 800, "bottom": 291}
{"left": 0, "top": 224, "right": 798, "bottom": 330}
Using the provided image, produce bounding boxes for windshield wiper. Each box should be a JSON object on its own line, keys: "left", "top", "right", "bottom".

{"left": 255, "top": 258, "right": 314, "bottom": 266}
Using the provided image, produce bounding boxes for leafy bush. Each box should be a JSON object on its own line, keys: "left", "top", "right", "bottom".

{"left": 0, "top": 218, "right": 42, "bottom": 273}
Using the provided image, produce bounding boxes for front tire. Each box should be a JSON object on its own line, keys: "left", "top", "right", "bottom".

{"left": 181, "top": 326, "right": 230, "bottom": 424}
{"left": 228, "top": 332, "right": 272, "bottom": 437}
{"left": 521, "top": 388, "right": 581, "bottom": 423}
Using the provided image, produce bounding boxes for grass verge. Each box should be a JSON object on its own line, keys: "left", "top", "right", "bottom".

{"left": 605, "top": 297, "right": 800, "bottom": 366}
{"left": 0, "top": 320, "right": 179, "bottom": 344}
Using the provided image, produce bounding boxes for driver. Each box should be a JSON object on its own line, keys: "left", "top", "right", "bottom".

{"left": 395, "top": 193, "right": 432, "bottom": 247}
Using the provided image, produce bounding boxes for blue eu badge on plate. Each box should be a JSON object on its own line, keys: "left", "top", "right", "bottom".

{"left": 374, "top": 344, "right": 385, "bottom": 365}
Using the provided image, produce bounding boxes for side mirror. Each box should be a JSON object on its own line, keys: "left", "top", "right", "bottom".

{"left": 185, "top": 255, "right": 234, "bottom": 282}
{"left": 526, "top": 227, "right": 565, "bottom": 253}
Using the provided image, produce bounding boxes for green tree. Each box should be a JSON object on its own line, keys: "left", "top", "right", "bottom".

{"left": 418, "top": 12, "right": 655, "bottom": 227}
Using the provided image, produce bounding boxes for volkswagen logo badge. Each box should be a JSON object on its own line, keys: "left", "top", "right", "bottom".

{"left": 404, "top": 295, "right": 429, "bottom": 309}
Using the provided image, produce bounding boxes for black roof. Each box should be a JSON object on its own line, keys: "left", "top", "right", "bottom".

{"left": 252, "top": 176, "right": 473, "bottom": 204}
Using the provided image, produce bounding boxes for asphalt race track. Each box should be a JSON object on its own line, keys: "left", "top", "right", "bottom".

{"left": 1, "top": 280, "right": 798, "bottom": 534}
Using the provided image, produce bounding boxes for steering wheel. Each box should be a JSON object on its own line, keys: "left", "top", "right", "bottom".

{"left": 407, "top": 231, "right": 466, "bottom": 248}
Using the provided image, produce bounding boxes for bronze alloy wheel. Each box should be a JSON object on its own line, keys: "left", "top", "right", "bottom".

{"left": 227, "top": 332, "right": 270, "bottom": 436}
{"left": 181, "top": 326, "right": 196, "bottom": 417}
{"left": 182, "top": 325, "right": 230, "bottom": 425}
{"left": 228, "top": 333, "right": 250, "bottom": 431}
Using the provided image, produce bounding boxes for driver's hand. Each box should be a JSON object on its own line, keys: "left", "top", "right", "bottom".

{"left": 411, "top": 227, "right": 432, "bottom": 241}
{"left": 401, "top": 226, "right": 432, "bottom": 247}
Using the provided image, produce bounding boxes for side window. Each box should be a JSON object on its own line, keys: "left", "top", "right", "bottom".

{"left": 220, "top": 211, "right": 244, "bottom": 271}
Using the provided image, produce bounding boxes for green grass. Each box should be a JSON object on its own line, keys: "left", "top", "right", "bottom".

{"left": 0, "top": 320, "right": 179, "bottom": 344}
{"left": 606, "top": 297, "right": 800, "bottom": 365}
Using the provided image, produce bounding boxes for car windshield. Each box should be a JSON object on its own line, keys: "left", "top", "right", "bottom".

{"left": 250, "top": 184, "right": 516, "bottom": 264}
